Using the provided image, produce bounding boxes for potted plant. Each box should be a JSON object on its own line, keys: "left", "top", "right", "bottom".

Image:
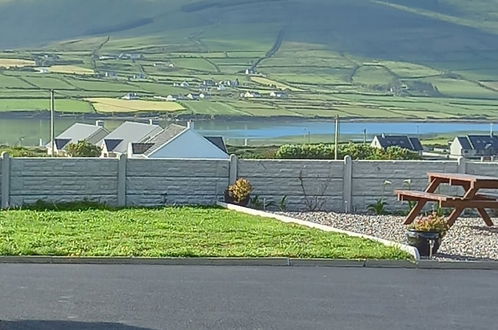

{"left": 225, "top": 178, "right": 253, "bottom": 206}
{"left": 406, "top": 212, "right": 450, "bottom": 257}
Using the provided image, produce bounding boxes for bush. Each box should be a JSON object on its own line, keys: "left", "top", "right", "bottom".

{"left": 0, "top": 145, "right": 46, "bottom": 157}
{"left": 275, "top": 144, "right": 334, "bottom": 159}
{"left": 275, "top": 143, "right": 421, "bottom": 160}
{"left": 66, "top": 140, "right": 102, "bottom": 157}
{"left": 227, "top": 178, "right": 253, "bottom": 204}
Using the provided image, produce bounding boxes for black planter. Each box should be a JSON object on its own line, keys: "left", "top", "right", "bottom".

{"left": 406, "top": 230, "right": 443, "bottom": 257}
{"left": 224, "top": 190, "right": 250, "bottom": 207}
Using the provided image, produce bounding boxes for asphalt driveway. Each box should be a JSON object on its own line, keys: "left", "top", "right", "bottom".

{"left": 0, "top": 264, "right": 497, "bottom": 329}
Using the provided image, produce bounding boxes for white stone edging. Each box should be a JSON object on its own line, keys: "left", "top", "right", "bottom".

{"left": 217, "top": 202, "right": 420, "bottom": 261}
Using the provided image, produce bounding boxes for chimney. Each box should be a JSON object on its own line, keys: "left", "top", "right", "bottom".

{"left": 187, "top": 120, "right": 194, "bottom": 129}
{"left": 96, "top": 120, "right": 104, "bottom": 128}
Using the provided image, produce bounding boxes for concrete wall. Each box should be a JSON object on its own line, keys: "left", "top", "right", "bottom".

{"left": 1, "top": 153, "right": 498, "bottom": 212}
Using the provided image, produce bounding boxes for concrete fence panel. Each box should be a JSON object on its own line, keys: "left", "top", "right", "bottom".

{"left": 2, "top": 155, "right": 498, "bottom": 212}
{"left": 238, "top": 159, "right": 345, "bottom": 211}
{"left": 126, "top": 158, "right": 229, "bottom": 206}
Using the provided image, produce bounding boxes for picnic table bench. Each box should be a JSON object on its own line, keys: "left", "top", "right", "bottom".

{"left": 395, "top": 172, "right": 498, "bottom": 227}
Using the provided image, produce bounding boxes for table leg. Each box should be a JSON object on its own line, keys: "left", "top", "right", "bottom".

{"left": 477, "top": 208, "right": 494, "bottom": 227}
{"left": 447, "top": 207, "right": 464, "bottom": 227}
{"left": 403, "top": 200, "right": 427, "bottom": 225}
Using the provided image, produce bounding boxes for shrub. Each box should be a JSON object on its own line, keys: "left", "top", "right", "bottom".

{"left": 275, "top": 144, "right": 334, "bottom": 159}
{"left": 228, "top": 178, "right": 253, "bottom": 204}
{"left": 275, "top": 143, "right": 421, "bottom": 160}
{"left": 66, "top": 140, "right": 102, "bottom": 157}
{"left": 408, "top": 212, "right": 450, "bottom": 236}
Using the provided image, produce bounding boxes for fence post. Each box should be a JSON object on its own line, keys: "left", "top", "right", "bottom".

{"left": 117, "top": 154, "right": 127, "bottom": 207}
{"left": 229, "top": 154, "right": 238, "bottom": 185}
{"left": 1, "top": 152, "right": 11, "bottom": 209}
{"left": 457, "top": 157, "right": 466, "bottom": 174}
{"left": 343, "top": 155, "right": 353, "bottom": 213}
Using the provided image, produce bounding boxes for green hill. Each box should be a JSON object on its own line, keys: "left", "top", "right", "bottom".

{"left": 1, "top": 0, "right": 498, "bottom": 119}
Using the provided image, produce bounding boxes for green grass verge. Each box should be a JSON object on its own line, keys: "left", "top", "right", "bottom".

{"left": 0, "top": 206, "right": 409, "bottom": 259}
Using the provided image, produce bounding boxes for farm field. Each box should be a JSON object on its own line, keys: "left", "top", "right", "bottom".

{"left": 86, "top": 98, "right": 184, "bottom": 113}
{"left": 0, "top": 58, "right": 35, "bottom": 68}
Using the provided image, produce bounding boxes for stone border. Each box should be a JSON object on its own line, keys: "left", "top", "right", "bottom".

{"left": 216, "top": 202, "right": 421, "bottom": 261}
{"left": 2, "top": 257, "right": 498, "bottom": 270}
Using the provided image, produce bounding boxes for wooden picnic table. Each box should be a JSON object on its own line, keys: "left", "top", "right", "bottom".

{"left": 395, "top": 172, "right": 498, "bottom": 227}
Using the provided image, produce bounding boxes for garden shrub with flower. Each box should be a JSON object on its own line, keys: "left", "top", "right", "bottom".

{"left": 408, "top": 212, "right": 450, "bottom": 236}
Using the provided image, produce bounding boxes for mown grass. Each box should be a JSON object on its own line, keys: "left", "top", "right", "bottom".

{"left": 0, "top": 207, "right": 410, "bottom": 259}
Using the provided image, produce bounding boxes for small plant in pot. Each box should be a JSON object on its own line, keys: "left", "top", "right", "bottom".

{"left": 406, "top": 212, "right": 450, "bottom": 257}
{"left": 225, "top": 178, "right": 253, "bottom": 206}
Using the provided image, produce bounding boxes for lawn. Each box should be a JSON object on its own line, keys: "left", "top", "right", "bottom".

{"left": 0, "top": 207, "right": 409, "bottom": 259}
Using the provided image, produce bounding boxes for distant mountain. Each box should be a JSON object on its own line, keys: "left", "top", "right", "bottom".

{"left": 1, "top": 0, "right": 498, "bottom": 64}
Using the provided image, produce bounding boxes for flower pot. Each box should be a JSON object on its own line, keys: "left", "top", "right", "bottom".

{"left": 406, "top": 230, "right": 443, "bottom": 257}
{"left": 224, "top": 190, "right": 250, "bottom": 207}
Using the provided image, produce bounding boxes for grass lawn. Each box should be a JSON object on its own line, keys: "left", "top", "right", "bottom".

{"left": 0, "top": 207, "right": 409, "bottom": 259}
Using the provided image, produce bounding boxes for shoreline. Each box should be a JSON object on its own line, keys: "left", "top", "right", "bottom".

{"left": 0, "top": 110, "right": 497, "bottom": 124}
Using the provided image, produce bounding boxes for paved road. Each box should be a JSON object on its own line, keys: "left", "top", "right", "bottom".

{"left": 1, "top": 264, "right": 497, "bottom": 330}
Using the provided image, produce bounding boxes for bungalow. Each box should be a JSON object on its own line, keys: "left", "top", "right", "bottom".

{"left": 128, "top": 122, "right": 229, "bottom": 159}
{"left": 240, "top": 91, "right": 262, "bottom": 98}
{"left": 270, "top": 91, "right": 288, "bottom": 98}
{"left": 450, "top": 135, "right": 498, "bottom": 158}
{"left": 371, "top": 135, "right": 424, "bottom": 155}
{"left": 104, "top": 71, "right": 117, "bottom": 79}
{"left": 186, "top": 93, "right": 206, "bottom": 100}
{"left": 202, "top": 79, "right": 216, "bottom": 87}
{"left": 46, "top": 121, "right": 108, "bottom": 156}
{"left": 121, "top": 93, "right": 140, "bottom": 100}
{"left": 100, "top": 121, "right": 163, "bottom": 158}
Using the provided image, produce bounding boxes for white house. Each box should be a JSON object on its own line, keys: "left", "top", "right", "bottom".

{"left": 100, "top": 121, "right": 163, "bottom": 158}
{"left": 270, "top": 91, "right": 288, "bottom": 98}
{"left": 47, "top": 121, "right": 108, "bottom": 156}
{"left": 128, "top": 122, "right": 229, "bottom": 159}
{"left": 450, "top": 135, "right": 498, "bottom": 158}
{"left": 121, "top": 93, "right": 139, "bottom": 100}
{"left": 371, "top": 135, "right": 424, "bottom": 155}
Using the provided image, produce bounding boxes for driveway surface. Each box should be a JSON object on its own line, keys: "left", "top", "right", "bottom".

{"left": 0, "top": 264, "right": 497, "bottom": 329}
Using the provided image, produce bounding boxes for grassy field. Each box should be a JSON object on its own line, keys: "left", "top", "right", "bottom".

{"left": 86, "top": 98, "right": 184, "bottom": 113}
{"left": 46, "top": 65, "right": 95, "bottom": 75}
{"left": 0, "top": 206, "right": 409, "bottom": 259}
{"left": 0, "top": 58, "right": 35, "bottom": 68}
{"left": 0, "top": 98, "right": 93, "bottom": 113}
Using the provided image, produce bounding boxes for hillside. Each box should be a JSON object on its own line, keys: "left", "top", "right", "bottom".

{"left": 1, "top": 0, "right": 498, "bottom": 119}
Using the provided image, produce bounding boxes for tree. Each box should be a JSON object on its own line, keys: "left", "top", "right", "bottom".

{"left": 65, "top": 140, "right": 102, "bottom": 157}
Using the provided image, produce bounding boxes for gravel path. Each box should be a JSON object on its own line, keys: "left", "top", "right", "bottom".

{"left": 280, "top": 212, "right": 498, "bottom": 261}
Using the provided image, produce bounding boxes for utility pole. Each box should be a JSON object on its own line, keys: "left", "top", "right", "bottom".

{"left": 50, "top": 89, "right": 55, "bottom": 157}
{"left": 334, "top": 115, "right": 340, "bottom": 160}
{"left": 363, "top": 129, "right": 367, "bottom": 145}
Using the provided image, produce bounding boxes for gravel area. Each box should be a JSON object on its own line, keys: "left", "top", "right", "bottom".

{"left": 280, "top": 212, "right": 498, "bottom": 261}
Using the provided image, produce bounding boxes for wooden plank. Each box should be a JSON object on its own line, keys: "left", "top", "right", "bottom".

{"left": 395, "top": 190, "right": 454, "bottom": 202}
